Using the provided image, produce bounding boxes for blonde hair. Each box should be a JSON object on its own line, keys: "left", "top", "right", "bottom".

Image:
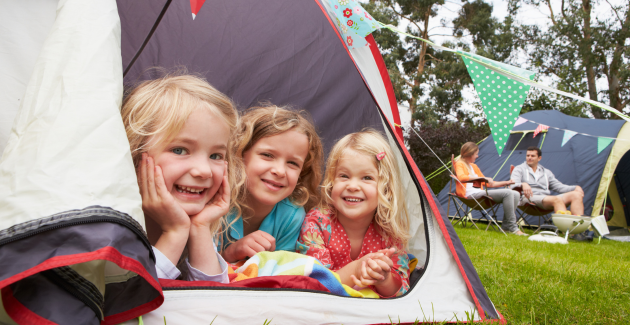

{"left": 121, "top": 72, "right": 245, "bottom": 234}
{"left": 320, "top": 129, "right": 410, "bottom": 247}
{"left": 459, "top": 142, "right": 479, "bottom": 165}
{"left": 234, "top": 105, "right": 323, "bottom": 217}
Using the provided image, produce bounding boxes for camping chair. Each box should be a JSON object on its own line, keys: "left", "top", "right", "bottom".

{"left": 446, "top": 155, "right": 502, "bottom": 231}
{"left": 510, "top": 165, "right": 557, "bottom": 233}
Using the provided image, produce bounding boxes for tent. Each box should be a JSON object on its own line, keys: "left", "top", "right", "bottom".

{"left": 437, "top": 110, "right": 630, "bottom": 230}
{"left": 1, "top": 0, "right": 503, "bottom": 323}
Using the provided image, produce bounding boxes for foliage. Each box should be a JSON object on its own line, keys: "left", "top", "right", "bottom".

{"left": 366, "top": 0, "right": 515, "bottom": 193}
{"left": 457, "top": 226, "right": 630, "bottom": 324}
{"left": 406, "top": 121, "right": 489, "bottom": 193}
{"left": 514, "top": 0, "right": 630, "bottom": 118}
{"left": 367, "top": 0, "right": 629, "bottom": 193}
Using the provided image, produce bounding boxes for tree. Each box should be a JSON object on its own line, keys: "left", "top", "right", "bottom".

{"left": 516, "top": 0, "right": 630, "bottom": 118}
{"left": 366, "top": 0, "right": 517, "bottom": 192}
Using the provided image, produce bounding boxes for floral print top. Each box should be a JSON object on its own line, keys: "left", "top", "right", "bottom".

{"left": 297, "top": 208, "right": 410, "bottom": 297}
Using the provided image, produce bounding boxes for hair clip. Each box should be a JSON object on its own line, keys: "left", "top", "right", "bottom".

{"left": 376, "top": 152, "right": 386, "bottom": 161}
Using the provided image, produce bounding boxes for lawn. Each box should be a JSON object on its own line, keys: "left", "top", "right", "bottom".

{"left": 455, "top": 226, "right": 630, "bottom": 324}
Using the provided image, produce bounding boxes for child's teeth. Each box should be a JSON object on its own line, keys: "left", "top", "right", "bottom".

{"left": 177, "top": 186, "right": 202, "bottom": 194}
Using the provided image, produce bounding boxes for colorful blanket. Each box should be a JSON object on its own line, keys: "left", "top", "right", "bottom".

{"left": 228, "top": 251, "right": 380, "bottom": 298}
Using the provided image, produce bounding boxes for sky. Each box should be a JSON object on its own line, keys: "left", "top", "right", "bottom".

{"left": 395, "top": 0, "right": 626, "bottom": 128}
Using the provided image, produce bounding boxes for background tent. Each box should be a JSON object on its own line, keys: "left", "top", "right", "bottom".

{"left": 117, "top": 0, "right": 502, "bottom": 323}
{"left": 0, "top": 0, "right": 503, "bottom": 323}
{"left": 437, "top": 110, "right": 630, "bottom": 229}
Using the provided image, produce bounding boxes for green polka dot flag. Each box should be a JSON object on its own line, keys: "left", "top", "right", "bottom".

{"left": 461, "top": 55, "right": 535, "bottom": 156}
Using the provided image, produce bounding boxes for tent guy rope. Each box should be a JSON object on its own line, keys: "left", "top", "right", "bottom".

{"left": 397, "top": 123, "right": 507, "bottom": 235}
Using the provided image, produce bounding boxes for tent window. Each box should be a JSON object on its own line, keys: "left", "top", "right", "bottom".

{"left": 504, "top": 132, "right": 541, "bottom": 150}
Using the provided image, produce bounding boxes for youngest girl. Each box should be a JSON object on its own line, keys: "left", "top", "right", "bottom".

{"left": 122, "top": 73, "right": 241, "bottom": 282}
{"left": 297, "top": 130, "right": 411, "bottom": 298}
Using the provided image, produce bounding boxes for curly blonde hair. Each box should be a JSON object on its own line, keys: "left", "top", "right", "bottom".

{"left": 121, "top": 72, "right": 245, "bottom": 234}
{"left": 320, "top": 129, "right": 410, "bottom": 248}
{"left": 234, "top": 105, "right": 323, "bottom": 218}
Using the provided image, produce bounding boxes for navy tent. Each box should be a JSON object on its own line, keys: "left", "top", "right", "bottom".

{"left": 437, "top": 110, "right": 630, "bottom": 229}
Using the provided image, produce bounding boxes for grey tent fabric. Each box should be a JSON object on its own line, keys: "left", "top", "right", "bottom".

{"left": 437, "top": 110, "right": 626, "bottom": 225}
{"left": 120, "top": 0, "right": 385, "bottom": 153}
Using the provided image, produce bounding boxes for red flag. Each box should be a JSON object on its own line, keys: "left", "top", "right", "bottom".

{"left": 533, "top": 124, "right": 549, "bottom": 138}
{"left": 190, "top": 0, "right": 206, "bottom": 20}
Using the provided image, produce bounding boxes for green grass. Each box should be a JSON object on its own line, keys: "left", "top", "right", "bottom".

{"left": 455, "top": 226, "right": 630, "bottom": 324}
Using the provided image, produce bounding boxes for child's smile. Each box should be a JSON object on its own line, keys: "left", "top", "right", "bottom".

{"left": 243, "top": 129, "right": 309, "bottom": 216}
{"left": 331, "top": 150, "right": 379, "bottom": 225}
{"left": 147, "top": 108, "right": 229, "bottom": 216}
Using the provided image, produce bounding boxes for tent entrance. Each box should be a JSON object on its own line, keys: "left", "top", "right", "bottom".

{"left": 608, "top": 150, "right": 630, "bottom": 229}
{"left": 505, "top": 130, "right": 543, "bottom": 151}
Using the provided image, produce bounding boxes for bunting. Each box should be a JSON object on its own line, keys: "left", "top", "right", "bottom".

{"left": 462, "top": 56, "right": 533, "bottom": 156}
{"left": 324, "top": 2, "right": 630, "bottom": 156}
{"left": 514, "top": 117, "right": 527, "bottom": 127}
{"left": 597, "top": 138, "right": 614, "bottom": 154}
{"left": 190, "top": 0, "right": 206, "bottom": 19}
{"left": 327, "top": 0, "right": 379, "bottom": 49}
{"left": 561, "top": 130, "right": 577, "bottom": 147}
{"left": 533, "top": 124, "right": 548, "bottom": 138}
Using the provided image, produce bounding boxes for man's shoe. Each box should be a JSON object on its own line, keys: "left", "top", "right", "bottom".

{"left": 571, "top": 231, "right": 593, "bottom": 241}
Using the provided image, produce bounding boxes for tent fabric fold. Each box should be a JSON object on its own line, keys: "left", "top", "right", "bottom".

{"left": 0, "top": 0, "right": 162, "bottom": 323}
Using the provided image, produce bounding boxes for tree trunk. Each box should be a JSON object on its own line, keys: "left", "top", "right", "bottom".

{"left": 409, "top": 9, "right": 431, "bottom": 128}
{"left": 581, "top": 0, "right": 604, "bottom": 118}
{"left": 607, "top": 11, "right": 630, "bottom": 113}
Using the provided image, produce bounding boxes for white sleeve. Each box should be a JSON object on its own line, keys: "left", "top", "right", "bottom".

{"left": 184, "top": 241, "right": 229, "bottom": 283}
{"left": 152, "top": 246, "right": 181, "bottom": 280}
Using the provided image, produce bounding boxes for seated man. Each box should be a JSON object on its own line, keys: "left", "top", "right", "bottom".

{"left": 511, "top": 146, "right": 585, "bottom": 215}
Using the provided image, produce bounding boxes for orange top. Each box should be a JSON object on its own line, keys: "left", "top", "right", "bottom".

{"left": 454, "top": 160, "right": 486, "bottom": 198}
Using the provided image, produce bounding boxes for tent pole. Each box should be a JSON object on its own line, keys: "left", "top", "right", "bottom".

{"left": 406, "top": 126, "right": 507, "bottom": 235}
{"left": 492, "top": 133, "right": 526, "bottom": 179}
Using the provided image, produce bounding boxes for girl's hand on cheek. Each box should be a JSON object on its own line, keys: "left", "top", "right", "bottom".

{"left": 222, "top": 230, "right": 276, "bottom": 262}
{"left": 139, "top": 153, "right": 190, "bottom": 235}
{"left": 190, "top": 162, "right": 230, "bottom": 229}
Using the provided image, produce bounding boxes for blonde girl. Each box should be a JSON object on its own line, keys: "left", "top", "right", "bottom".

{"left": 297, "top": 129, "right": 411, "bottom": 298}
{"left": 122, "top": 73, "right": 243, "bottom": 282}
{"left": 220, "top": 105, "right": 323, "bottom": 263}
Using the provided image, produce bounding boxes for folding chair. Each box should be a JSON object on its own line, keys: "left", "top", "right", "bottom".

{"left": 510, "top": 165, "right": 556, "bottom": 233}
{"left": 446, "top": 155, "right": 502, "bottom": 231}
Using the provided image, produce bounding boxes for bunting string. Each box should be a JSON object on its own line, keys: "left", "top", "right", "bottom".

{"left": 376, "top": 22, "right": 630, "bottom": 123}
{"left": 520, "top": 118, "right": 630, "bottom": 142}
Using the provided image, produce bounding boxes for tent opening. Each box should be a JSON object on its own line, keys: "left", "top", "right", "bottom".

{"left": 504, "top": 131, "right": 542, "bottom": 151}
{"left": 608, "top": 150, "right": 630, "bottom": 229}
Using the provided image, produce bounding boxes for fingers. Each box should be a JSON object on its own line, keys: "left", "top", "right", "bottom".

{"left": 361, "top": 261, "right": 370, "bottom": 281}
{"left": 255, "top": 231, "right": 276, "bottom": 252}
{"left": 146, "top": 156, "right": 158, "bottom": 201}
{"left": 220, "top": 162, "right": 230, "bottom": 203}
{"left": 154, "top": 165, "right": 169, "bottom": 198}
{"left": 139, "top": 153, "right": 148, "bottom": 199}
{"left": 242, "top": 246, "right": 259, "bottom": 259}
{"left": 366, "top": 259, "right": 385, "bottom": 280}
{"left": 247, "top": 241, "right": 267, "bottom": 254}
{"left": 354, "top": 263, "right": 377, "bottom": 287}
{"left": 350, "top": 275, "right": 363, "bottom": 287}
{"left": 374, "top": 258, "right": 392, "bottom": 271}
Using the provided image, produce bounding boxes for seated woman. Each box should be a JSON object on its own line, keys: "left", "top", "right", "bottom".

{"left": 454, "top": 142, "right": 526, "bottom": 236}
